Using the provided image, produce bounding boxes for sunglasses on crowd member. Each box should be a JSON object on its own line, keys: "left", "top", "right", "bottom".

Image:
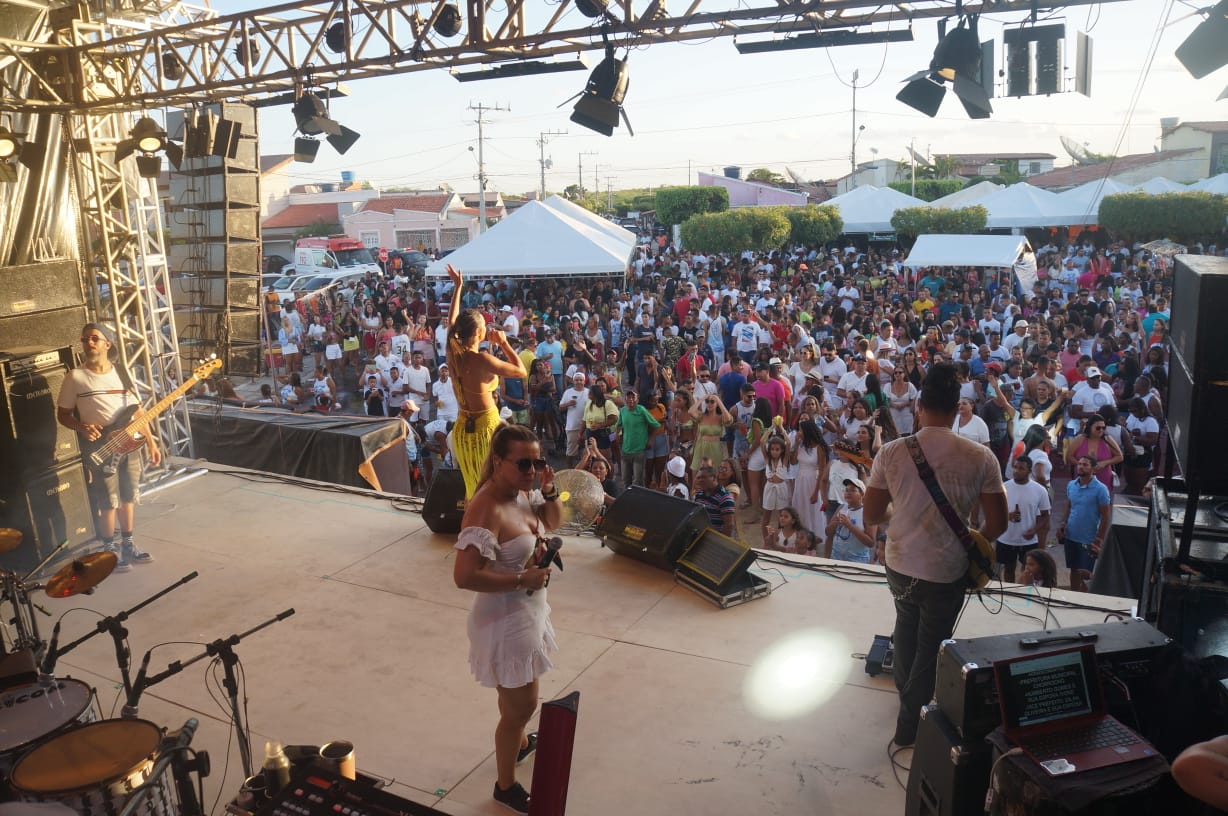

{"left": 511, "top": 457, "right": 548, "bottom": 472}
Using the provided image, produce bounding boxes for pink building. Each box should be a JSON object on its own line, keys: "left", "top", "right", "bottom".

{"left": 697, "top": 171, "right": 808, "bottom": 208}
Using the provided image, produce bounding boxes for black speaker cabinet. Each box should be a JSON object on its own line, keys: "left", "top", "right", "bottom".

{"left": 905, "top": 704, "right": 990, "bottom": 816}
{"left": 597, "top": 486, "right": 711, "bottom": 572}
{"left": 0, "top": 260, "right": 85, "bottom": 319}
{"left": 422, "top": 468, "right": 466, "bottom": 534}
{"left": 1168, "top": 352, "right": 1228, "bottom": 493}
{"left": 0, "top": 459, "right": 94, "bottom": 575}
{"left": 0, "top": 347, "right": 79, "bottom": 492}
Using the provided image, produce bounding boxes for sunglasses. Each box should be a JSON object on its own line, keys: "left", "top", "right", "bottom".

{"left": 509, "top": 457, "right": 548, "bottom": 472}
{"left": 80, "top": 336, "right": 108, "bottom": 344}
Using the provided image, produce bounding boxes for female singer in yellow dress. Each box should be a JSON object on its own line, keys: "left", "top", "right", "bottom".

{"left": 446, "top": 264, "right": 528, "bottom": 498}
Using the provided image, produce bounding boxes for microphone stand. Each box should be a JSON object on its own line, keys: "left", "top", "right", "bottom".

{"left": 44, "top": 572, "right": 199, "bottom": 679}
{"left": 135, "top": 609, "right": 295, "bottom": 778}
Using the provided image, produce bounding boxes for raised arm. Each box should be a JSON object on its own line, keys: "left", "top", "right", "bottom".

{"left": 446, "top": 264, "right": 463, "bottom": 327}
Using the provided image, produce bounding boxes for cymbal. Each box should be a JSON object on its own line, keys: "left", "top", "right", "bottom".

{"left": 0, "top": 529, "right": 22, "bottom": 553}
{"left": 45, "top": 552, "right": 118, "bottom": 598}
{"left": 552, "top": 469, "right": 606, "bottom": 530}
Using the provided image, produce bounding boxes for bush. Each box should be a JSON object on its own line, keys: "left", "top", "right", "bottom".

{"left": 890, "top": 205, "right": 988, "bottom": 238}
{"left": 655, "top": 186, "right": 730, "bottom": 226}
{"left": 680, "top": 207, "right": 791, "bottom": 253}
{"left": 784, "top": 205, "right": 844, "bottom": 245}
{"left": 888, "top": 179, "right": 965, "bottom": 202}
{"left": 1098, "top": 192, "right": 1228, "bottom": 243}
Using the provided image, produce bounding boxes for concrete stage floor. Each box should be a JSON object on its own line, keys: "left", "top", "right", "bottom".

{"left": 45, "top": 463, "right": 1138, "bottom": 816}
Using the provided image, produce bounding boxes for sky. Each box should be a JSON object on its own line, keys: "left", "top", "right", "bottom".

{"left": 205, "top": 0, "right": 1222, "bottom": 197}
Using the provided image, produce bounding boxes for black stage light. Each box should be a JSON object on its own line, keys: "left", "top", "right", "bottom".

{"left": 235, "top": 36, "right": 259, "bottom": 65}
{"left": 326, "top": 126, "right": 361, "bottom": 155}
{"left": 575, "top": 0, "right": 608, "bottom": 17}
{"left": 325, "top": 22, "right": 348, "bottom": 54}
{"left": 294, "top": 137, "right": 321, "bottom": 163}
{"left": 896, "top": 72, "right": 946, "bottom": 117}
{"left": 568, "top": 50, "right": 632, "bottom": 136}
{"left": 135, "top": 154, "right": 162, "bottom": 178}
{"left": 1176, "top": 0, "right": 1228, "bottom": 79}
{"left": 161, "top": 49, "right": 183, "bottom": 81}
{"left": 896, "top": 18, "right": 992, "bottom": 119}
{"left": 0, "top": 127, "right": 19, "bottom": 160}
{"left": 293, "top": 92, "right": 343, "bottom": 137}
{"left": 434, "top": 4, "right": 463, "bottom": 37}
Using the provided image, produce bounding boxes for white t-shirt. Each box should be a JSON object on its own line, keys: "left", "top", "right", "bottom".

{"left": 869, "top": 427, "right": 1006, "bottom": 583}
{"left": 1125, "top": 414, "right": 1159, "bottom": 454}
{"left": 560, "top": 386, "right": 589, "bottom": 431}
{"left": 1001, "top": 478, "right": 1051, "bottom": 546}
{"left": 432, "top": 378, "right": 459, "bottom": 421}
{"left": 57, "top": 366, "right": 133, "bottom": 427}
{"left": 836, "top": 370, "right": 868, "bottom": 400}
{"left": 952, "top": 414, "right": 991, "bottom": 445}
{"left": 818, "top": 357, "right": 848, "bottom": 408}
{"left": 390, "top": 331, "right": 412, "bottom": 359}
{"left": 733, "top": 320, "right": 760, "bottom": 353}
{"left": 1071, "top": 382, "right": 1116, "bottom": 417}
{"left": 385, "top": 374, "right": 410, "bottom": 410}
{"left": 1028, "top": 447, "right": 1053, "bottom": 487}
{"left": 838, "top": 286, "right": 860, "bottom": 312}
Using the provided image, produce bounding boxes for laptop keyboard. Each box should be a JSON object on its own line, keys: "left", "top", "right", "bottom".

{"left": 1027, "top": 719, "right": 1141, "bottom": 760}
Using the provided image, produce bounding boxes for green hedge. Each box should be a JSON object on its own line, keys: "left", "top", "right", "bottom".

{"left": 1098, "top": 191, "right": 1227, "bottom": 243}
{"left": 890, "top": 205, "right": 988, "bottom": 238}
{"left": 654, "top": 186, "right": 730, "bottom": 226}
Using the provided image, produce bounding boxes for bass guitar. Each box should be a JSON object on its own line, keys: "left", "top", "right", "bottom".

{"left": 85, "top": 356, "right": 221, "bottom": 475}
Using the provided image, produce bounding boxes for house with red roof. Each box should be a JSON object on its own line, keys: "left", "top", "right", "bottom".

{"left": 342, "top": 191, "right": 478, "bottom": 253}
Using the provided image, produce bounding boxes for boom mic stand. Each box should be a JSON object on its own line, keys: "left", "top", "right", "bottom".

{"left": 42, "top": 572, "right": 199, "bottom": 680}
{"left": 129, "top": 609, "right": 296, "bottom": 778}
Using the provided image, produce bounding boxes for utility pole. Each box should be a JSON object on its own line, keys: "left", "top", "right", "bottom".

{"left": 607, "top": 178, "right": 615, "bottom": 212}
{"left": 469, "top": 101, "right": 509, "bottom": 233}
{"left": 910, "top": 136, "right": 917, "bottom": 198}
{"left": 578, "top": 151, "right": 597, "bottom": 194}
{"left": 850, "top": 69, "right": 860, "bottom": 183}
{"left": 537, "top": 129, "right": 566, "bottom": 200}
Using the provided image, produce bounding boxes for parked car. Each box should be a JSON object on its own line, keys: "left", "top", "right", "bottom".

{"left": 392, "top": 249, "right": 432, "bottom": 275}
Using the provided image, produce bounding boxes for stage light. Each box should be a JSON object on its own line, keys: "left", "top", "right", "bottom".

{"left": 896, "top": 18, "right": 992, "bottom": 119}
{"left": 0, "top": 127, "right": 18, "bottom": 160}
{"left": 1176, "top": 0, "right": 1228, "bottom": 79}
{"left": 293, "top": 92, "right": 343, "bottom": 137}
{"left": 162, "top": 49, "right": 183, "bottom": 81}
{"left": 326, "top": 126, "right": 361, "bottom": 155}
{"left": 116, "top": 116, "right": 183, "bottom": 170}
{"left": 735, "top": 27, "right": 913, "bottom": 54}
{"left": 434, "top": 4, "right": 462, "bottom": 37}
{"left": 0, "top": 125, "right": 38, "bottom": 182}
{"left": 451, "top": 59, "right": 589, "bottom": 81}
{"left": 565, "top": 34, "right": 632, "bottom": 137}
{"left": 575, "top": 0, "right": 608, "bottom": 18}
{"left": 325, "top": 22, "right": 348, "bottom": 54}
{"left": 235, "top": 36, "right": 259, "bottom": 65}
{"left": 135, "top": 154, "right": 162, "bottom": 178}
{"left": 294, "top": 137, "right": 321, "bottom": 163}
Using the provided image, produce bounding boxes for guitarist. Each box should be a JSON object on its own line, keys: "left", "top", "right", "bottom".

{"left": 56, "top": 323, "right": 161, "bottom": 572}
{"left": 863, "top": 363, "right": 1006, "bottom": 749}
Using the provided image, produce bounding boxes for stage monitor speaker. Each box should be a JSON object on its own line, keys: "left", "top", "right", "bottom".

{"left": 597, "top": 486, "right": 711, "bottom": 572}
{"left": 905, "top": 704, "right": 990, "bottom": 816}
{"left": 0, "top": 459, "right": 94, "bottom": 575}
{"left": 0, "top": 348, "right": 79, "bottom": 491}
{"left": 1168, "top": 351, "right": 1228, "bottom": 494}
{"left": 422, "top": 468, "right": 466, "bottom": 534}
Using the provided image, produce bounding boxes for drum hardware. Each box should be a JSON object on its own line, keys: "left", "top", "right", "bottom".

{"left": 1, "top": 570, "right": 52, "bottom": 659}
{"left": 41, "top": 571, "right": 199, "bottom": 686}
{"left": 128, "top": 609, "right": 296, "bottom": 778}
{"left": 116, "top": 718, "right": 210, "bottom": 816}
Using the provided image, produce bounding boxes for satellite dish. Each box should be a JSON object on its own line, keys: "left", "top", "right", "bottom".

{"left": 1059, "top": 134, "right": 1098, "bottom": 166}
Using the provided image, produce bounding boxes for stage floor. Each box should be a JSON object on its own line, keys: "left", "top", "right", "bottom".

{"left": 45, "top": 463, "right": 1138, "bottom": 816}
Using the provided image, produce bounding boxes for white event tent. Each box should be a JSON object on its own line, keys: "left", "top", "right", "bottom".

{"left": 1130, "top": 177, "right": 1187, "bottom": 195}
{"left": 972, "top": 183, "right": 1066, "bottom": 228}
{"left": 1189, "top": 174, "right": 1228, "bottom": 194}
{"left": 902, "top": 234, "right": 1038, "bottom": 289}
{"left": 1052, "top": 178, "right": 1134, "bottom": 225}
{"left": 825, "top": 185, "right": 926, "bottom": 233}
{"left": 928, "top": 180, "right": 1003, "bottom": 209}
{"left": 425, "top": 199, "right": 636, "bottom": 279}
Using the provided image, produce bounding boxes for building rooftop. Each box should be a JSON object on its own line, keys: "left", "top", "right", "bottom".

{"left": 359, "top": 193, "right": 453, "bottom": 215}
{"left": 262, "top": 202, "right": 341, "bottom": 230}
{"left": 1024, "top": 148, "right": 1201, "bottom": 189}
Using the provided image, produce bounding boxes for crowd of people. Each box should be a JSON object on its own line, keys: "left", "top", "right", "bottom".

{"left": 259, "top": 232, "right": 1187, "bottom": 582}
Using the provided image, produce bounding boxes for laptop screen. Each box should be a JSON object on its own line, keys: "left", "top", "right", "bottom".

{"left": 997, "top": 648, "right": 1097, "bottom": 729}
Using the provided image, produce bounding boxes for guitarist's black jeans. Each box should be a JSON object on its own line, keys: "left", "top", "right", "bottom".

{"left": 885, "top": 566, "right": 966, "bottom": 744}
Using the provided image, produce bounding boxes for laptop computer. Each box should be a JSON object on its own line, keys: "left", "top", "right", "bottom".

{"left": 993, "top": 645, "right": 1159, "bottom": 776}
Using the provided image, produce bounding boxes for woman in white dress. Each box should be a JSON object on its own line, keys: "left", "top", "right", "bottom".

{"left": 790, "top": 419, "right": 827, "bottom": 536}
{"left": 453, "top": 425, "right": 561, "bottom": 814}
{"left": 887, "top": 368, "right": 919, "bottom": 435}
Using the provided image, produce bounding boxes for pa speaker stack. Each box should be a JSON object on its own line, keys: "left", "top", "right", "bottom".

{"left": 0, "top": 347, "right": 94, "bottom": 573}
{"left": 597, "top": 486, "right": 710, "bottom": 572}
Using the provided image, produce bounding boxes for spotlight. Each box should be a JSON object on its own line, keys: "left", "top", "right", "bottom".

{"left": 326, "top": 126, "right": 361, "bottom": 155}
{"left": 161, "top": 49, "right": 183, "bottom": 81}
{"left": 324, "top": 22, "right": 348, "bottom": 54}
{"left": 575, "top": 0, "right": 608, "bottom": 18}
{"left": 434, "top": 4, "right": 462, "bottom": 37}
{"left": 235, "top": 36, "right": 259, "bottom": 65}
{"left": 135, "top": 154, "right": 162, "bottom": 178}
{"left": 293, "top": 92, "right": 343, "bottom": 137}
{"left": 1176, "top": 0, "right": 1228, "bottom": 79}
{"left": 116, "top": 116, "right": 183, "bottom": 170}
{"left": 896, "top": 18, "right": 992, "bottom": 119}
{"left": 294, "top": 137, "right": 321, "bottom": 163}
{"left": 565, "top": 34, "right": 632, "bottom": 137}
{"left": 0, "top": 125, "right": 39, "bottom": 181}
{"left": 0, "top": 127, "right": 18, "bottom": 160}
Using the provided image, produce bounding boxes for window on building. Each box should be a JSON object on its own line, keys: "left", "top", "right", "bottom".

{"left": 1028, "top": 162, "right": 1041, "bottom": 175}
{"left": 395, "top": 230, "right": 435, "bottom": 251}
{"left": 359, "top": 231, "right": 380, "bottom": 248}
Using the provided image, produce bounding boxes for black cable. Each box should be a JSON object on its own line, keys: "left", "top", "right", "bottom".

{"left": 887, "top": 739, "right": 911, "bottom": 791}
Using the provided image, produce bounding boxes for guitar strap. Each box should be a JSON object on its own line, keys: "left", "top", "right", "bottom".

{"left": 902, "top": 435, "right": 995, "bottom": 589}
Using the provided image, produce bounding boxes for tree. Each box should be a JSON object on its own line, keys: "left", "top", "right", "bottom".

{"left": 1099, "top": 192, "right": 1228, "bottom": 243}
{"left": 747, "top": 168, "right": 787, "bottom": 186}
{"left": 888, "top": 178, "right": 965, "bottom": 202}
{"left": 295, "top": 219, "right": 341, "bottom": 238}
{"left": 890, "top": 205, "right": 988, "bottom": 240}
{"left": 655, "top": 186, "right": 729, "bottom": 226}
{"left": 784, "top": 205, "right": 843, "bottom": 245}
{"left": 679, "top": 207, "right": 790, "bottom": 253}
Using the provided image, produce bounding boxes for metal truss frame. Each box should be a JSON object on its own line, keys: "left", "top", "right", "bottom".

{"left": 0, "top": 0, "right": 1128, "bottom": 114}
{"left": 64, "top": 24, "right": 192, "bottom": 466}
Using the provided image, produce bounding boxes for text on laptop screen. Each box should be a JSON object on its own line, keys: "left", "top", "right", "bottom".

{"left": 1003, "top": 650, "right": 1094, "bottom": 728}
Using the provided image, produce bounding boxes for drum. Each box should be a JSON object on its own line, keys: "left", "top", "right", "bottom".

{"left": 0, "top": 679, "right": 97, "bottom": 778}
{"left": 10, "top": 719, "right": 175, "bottom": 816}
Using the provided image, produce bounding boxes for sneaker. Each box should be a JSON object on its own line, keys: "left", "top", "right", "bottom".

{"left": 106, "top": 542, "right": 131, "bottom": 573}
{"left": 516, "top": 732, "right": 538, "bottom": 765}
{"left": 123, "top": 540, "right": 153, "bottom": 565}
{"left": 492, "top": 782, "right": 530, "bottom": 814}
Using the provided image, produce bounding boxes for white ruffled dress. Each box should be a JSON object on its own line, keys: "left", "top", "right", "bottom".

{"left": 455, "top": 525, "right": 558, "bottom": 689}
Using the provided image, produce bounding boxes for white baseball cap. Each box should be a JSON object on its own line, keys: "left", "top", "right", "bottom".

{"left": 666, "top": 456, "right": 687, "bottom": 479}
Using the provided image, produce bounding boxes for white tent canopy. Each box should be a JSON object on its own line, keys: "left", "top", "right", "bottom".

{"left": 425, "top": 199, "right": 635, "bottom": 278}
{"left": 1051, "top": 178, "right": 1133, "bottom": 225}
{"left": 825, "top": 185, "right": 926, "bottom": 232}
{"left": 1130, "top": 177, "right": 1187, "bottom": 195}
{"left": 1189, "top": 173, "right": 1228, "bottom": 194}
{"left": 928, "top": 180, "right": 1003, "bottom": 209}
{"left": 903, "top": 235, "right": 1030, "bottom": 268}
{"left": 541, "top": 194, "right": 633, "bottom": 249}
{"left": 973, "top": 183, "right": 1065, "bottom": 228}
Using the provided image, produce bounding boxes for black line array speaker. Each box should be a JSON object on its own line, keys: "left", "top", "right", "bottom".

{"left": 422, "top": 468, "right": 466, "bottom": 534}
{"left": 1168, "top": 254, "right": 1228, "bottom": 492}
{"left": 0, "top": 459, "right": 94, "bottom": 575}
{"left": 0, "top": 347, "right": 79, "bottom": 493}
{"left": 597, "top": 486, "right": 711, "bottom": 572}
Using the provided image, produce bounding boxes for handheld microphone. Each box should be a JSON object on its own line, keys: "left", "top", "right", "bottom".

{"left": 526, "top": 537, "right": 563, "bottom": 596}
{"left": 122, "top": 649, "right": 153, "bottom": 718}
{"left": 42, "top": 621, "right": 62, "bottom": 676}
